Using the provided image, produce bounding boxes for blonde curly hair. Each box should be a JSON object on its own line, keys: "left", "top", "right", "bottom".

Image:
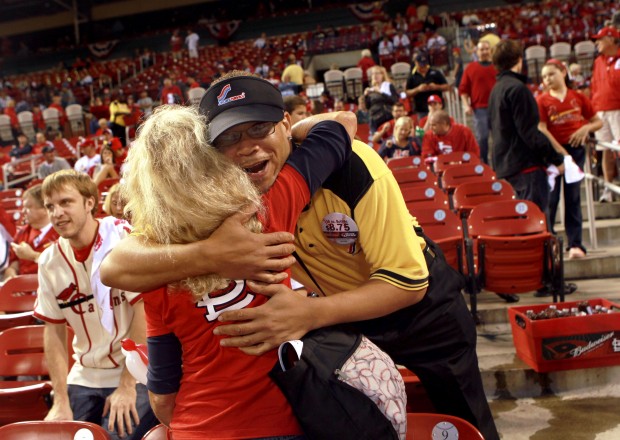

{"left": 122, "top": 105, "right": 262, "bottom": 300}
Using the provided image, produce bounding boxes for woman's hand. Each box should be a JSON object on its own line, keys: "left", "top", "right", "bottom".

{"left": 568, "top": 126, "right": 590, "bottom": 148}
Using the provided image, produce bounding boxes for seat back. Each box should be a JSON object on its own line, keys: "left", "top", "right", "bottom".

{"left": 574, "top": 40, "right": 596, "bottom": 76}
{"left": 390, "top": 62, "right": 411, "bottom": 92}
{"left": 142, "top": 423, "right": 172, "bottom": 440}
{"left": 42, "top": 108, "right": 60, "bottom": 130}
{"left": 549, "top": 42, "right": 571, "bottom": 62}
{"left": 187, "top": 87, "right": 206, "bottom": 106}
{"left": 405, "top": 413, "right": 484, "bottom": 440}
{"left": 0, "top": 421, "right": 110, "bottom": 440}
{"left": 66, "top": 104, "right": 85, "bottom": 137}
{"left": 393, "top": 166, "right": 435, "bottom": 188}
{"left": 433, "top": 151, "right": 480, "bottom": 175}
{"left": 0, "top": 382, "right": 54, "bottom": 426}
{"left": 0, "top": 115, "right": 14, "bottom": 142}
{"left": 17, "top": 111, "right": 35, "bottom": 142}
{"left": 387, "top": 155, "right": 424, "bottom": 170}
{"left": 440, "top": 163, "right": 495, "bottom": 193}
{"left": 0, "top": 274, "right": 39, "bottom": 313}
{"left": 410, "top": 207, "right": 463, "bottom": 272}
{"left": 0, "top": 198, "right": 23, "bottom": 210}
{"left": 306, "top": 82, "right": 325, "bottom": 100}
{"left": 0, "top": 325, "right": 48, "bottom": 376}
{"left": 452, "top": 179, "right": 515, "bottom": 217}
{"left": 343, "top": 67, "right": 363, "bottom": 101}
{"left": 98, "top": 178, "right": 120, "bottom": 196}
{"left": 323, "top": 69, "right": 344, "bottom": 100}
{"left": 524, "top": 45, "right": 546, "bottom": 82}
{"left": 400, "top": 185, "right": 449, "bottom": 210}
{"left": 466, "top": 200, "right": 551, "bottom": 293}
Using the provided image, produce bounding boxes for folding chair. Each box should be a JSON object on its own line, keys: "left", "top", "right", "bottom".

{"left": 464, "top": 200, "right": 564, "bottom": 318}
{"left": 0, "top": 115, "right": 14, "bottom": 144}
{"left": 0, "top": 421, "right": 110, "bottom": 439}
{"left": 524, "top": 45, "right": 546, "bottom": 83}
{"left": 187, "top": 87, "right": 206, "bottom": 106}
{"left": 387, "top": 155, "right": 424, "bottom": 170}
{"left": 17, "top": 112, "right": 35, "bottom": 143}
{"left": 406, "top": 413, "right": 484, "bottom": 440}
{"left": 390, "top": 62, "right": 411, "bottom": 93}
{"left": 452, "top": 179, "right": 515, "bottom": 219}
{"left": 409, "top": 207, "right": 464, "bottom": 273}
{"left": 42, "top": 108, "right": 61, "bottom": 131}
{"left": 323, "top": 69, "right": 344, "bottom": 101}
{"left": 574, "top": 40, "right": 596, "bottom": 77}
{"left": 343, "top": 67, "right": 363, "bottom": 102}
{"left": 440, "top": 163, "right": 495, "bottom": 194}
{"left": 393, "top": 167, "right": 435, "bottom": 188}
{"left": 549, "top": 42, "right": 571, "bottom": 63}
{"left": 400, "top": 185, "right": 449, "bottom": 211}
{"left": 0, "top": 274, "right": 39, "bottom": 313}
{"left": 142, "top": 423, "right": 172, "bottom": 440}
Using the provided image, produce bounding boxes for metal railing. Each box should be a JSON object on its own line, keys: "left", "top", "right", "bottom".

{"left": 2, "top": 155, "right": 41, "bottom": 190}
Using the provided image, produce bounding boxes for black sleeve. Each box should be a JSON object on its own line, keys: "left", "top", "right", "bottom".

{"left": 286, "top": 120, "right": 352, "bottom": 195}
{"left": 146, "top": 332, "right": 183, "bottom": 395}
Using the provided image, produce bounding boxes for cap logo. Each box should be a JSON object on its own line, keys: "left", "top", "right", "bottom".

{"left": 217, "top": 83, "right": 246, "bottom": 106}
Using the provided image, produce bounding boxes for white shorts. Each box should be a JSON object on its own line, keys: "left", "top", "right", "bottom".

{"left": 595, "top": 110, "right": 620, "bottom": 143}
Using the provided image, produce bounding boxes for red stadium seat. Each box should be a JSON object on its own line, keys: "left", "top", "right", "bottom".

{"left": 406, "top": 413, "right": 484, "bottom": 440}
{"left": 400, "top": 185, "right": 449, "bottom": 211}
{"left": 433, "top": 151, "right": 480, "bottom": 176}
{"left": 465, "top": 200, "right": 564, "bottom": 317}
{"left": 0, "top": 421, "right": 110, "bottom": 439}
{"left": 0, "top": 274, "right": 39, "bottom": 313}
{"left": 393, "top": 167, "right": 435, "bottom": 188}
{"left": 452, "top": 179, "right": 515, "bottom": 219}
{"left": 440, "top": 163, "right": 495, "bottom": 193}
{"left": 0, "top": 382, "right": 53, "bottom": 426}
{"left": 98, "top": 178, "right": 119, "bottom": 196}
{"left": 142, "top": 424, "right": 172, "bottom": 440}
{"left": 0, "top": 311, "right": 36, "bottom": 332}
{"left": 387, "top": 155, "right": 425, "bottom": 170}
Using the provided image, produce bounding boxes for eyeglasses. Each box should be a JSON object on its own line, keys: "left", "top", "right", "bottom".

{"left": 213, "top": 121, "right": 278, "bottom": 150}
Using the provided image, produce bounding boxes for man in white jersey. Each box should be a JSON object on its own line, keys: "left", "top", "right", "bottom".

{"left": 33, "top": 170, "right": 156, "bottom": 440}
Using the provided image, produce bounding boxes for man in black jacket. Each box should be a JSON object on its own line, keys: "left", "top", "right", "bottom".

{"left": 488, "top": 39, "right": 575, "bottom": 299}
{"left": 488, "top": 39, "right": 564, "bottom": 214}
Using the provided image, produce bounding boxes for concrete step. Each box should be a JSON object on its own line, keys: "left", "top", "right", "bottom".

{"left": 564, "top": 246, "right": 620, "bottom": 280}
{"left": 554, "top": 201, "right": 620, "bottom": 222}
{"left": 555, "top": 218, "right": 620, "bottom": 247}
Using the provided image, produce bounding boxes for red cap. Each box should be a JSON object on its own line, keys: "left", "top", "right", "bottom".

{"left": 545, "top": 58, "right": 566, "bottom": 72}
{"left": 427, "top": 94, "right": 443, "bottom": 105}
{"left": 592, "top": 26, "right": 620, "bottom": 39}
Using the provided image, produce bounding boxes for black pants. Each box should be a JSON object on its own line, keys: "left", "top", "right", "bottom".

{"left": 353, "top": 239, "right": 500, "bottom": 440}
{"left": 506, "top": 168, "right": 550, "bottom": 221}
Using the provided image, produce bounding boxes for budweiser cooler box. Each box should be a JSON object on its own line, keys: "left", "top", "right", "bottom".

{"left": 508, "top": 299, "right": 620, "bottom": 372}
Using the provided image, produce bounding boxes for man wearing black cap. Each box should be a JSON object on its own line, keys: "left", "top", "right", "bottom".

{"left": 102, "top": 72, "right": 500, "bottom": 440}
{"left": 38, "top": 145, "right": 71, "bottom": 179}
{"left": 10, "top": 132, "right": 33, "bottom": 159}
{"left": 405, "top": 52, "right": 449, "bottom": 118}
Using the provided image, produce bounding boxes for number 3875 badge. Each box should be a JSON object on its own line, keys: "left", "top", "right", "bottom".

{"left": 321, "top": 213, "right": 359, "bottom": 245}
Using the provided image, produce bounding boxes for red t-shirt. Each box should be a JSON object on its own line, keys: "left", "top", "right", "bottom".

{"left": 144, "top": 165, "right": 309, "bottom": 439}
{"left": 591, "top": 49, "right": 620, "bottom": 112}
{"left": 422, "top": 123, "right": 480, "bottom": 157}
{"left": 10, "top": 224, "right": 59, "bottom": 275}
{"left": 357, "top": 57, "right": 376, "bottom": 81}
{"left": 536, "top": 89, "right": 595, "bottom": 145}
{"left": 160, "top": 85, "right": 183, "bottom": 104}
{"left": 458, "top": 61, "right": 497, "bottom": 109}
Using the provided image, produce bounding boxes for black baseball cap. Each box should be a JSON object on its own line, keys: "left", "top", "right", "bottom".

{"left": 200, "top": 75, "right": 284, "bottom": 142}
{"left": 414, "top": 53, "right": 430, "bottom": 66}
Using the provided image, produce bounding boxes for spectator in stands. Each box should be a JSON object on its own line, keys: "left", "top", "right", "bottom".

{"left": 137, "top": 90, "right": 153, "bottom": 118}
{"left": 102, "top": 183, "right": 126, "bottom": 220}
{"left": 280, "top": 55, "right": 304, "bottom": 94}
{"left": 450, "top": 47, "right": 464, "bottom": 89}
{"left": 406, "top": 53, "right": 449, "bottom": 118}
{"left": 568, "top": 63, "right": 586, "bottom": 89}
{"left": 123, "top": 95, "right": 143, "bottom": 128}
{"left": 393, "top": 28, "right": 411, "bottom": 57}
{"left": 378, "top": 116, "right": 421, "bottom": 160}
{"left": 422, "top": 110, "right": 480, "bottom": 157}
{"left": 254, "top": 32, "right": 267, "bottom": 49}
{"left": 49, "top": 94, "right": 67, "bottom": 129}
{"left": 10, "top": 132, "right": 33, "bottom": 158}
{"left": 33, "top": 131, "right": 54, "bottom": 155}
{"left": 356, "top": 96, "right": 369, "bottom": 124}
{"left": 170, "top": 29, "right": 183, "bottom": 60}
{"left": 591, "top": 26, "right": 620, "bottom": 203}
{"left": 427, "top": 30, "right": 447, "bottom": 51}
{"left": 74, "top": 138, "right": 101, "bottom": 177}
{"left": 3, "top": 98, "right": 18, "bottom": 131}
{"left": 537, "top": 59, "right": 602, "bottom": 260}
{"left": 94, "top": 118, "right": 110, "bottom": 138}
{"left": 109, "top": 94, "right": 130, "bottom": 146}
{"left": 3, "top": 184, "right": 59, "bottom": 282}
{"left": 364, "top": 65, "right": 398, "bottom": 134}
{"left": 371, "top": 101, "right": 407, "bottom": 146}
{"left": 284, "top": 95, "right": 309, "bottom": 125}
{"left": 378, "top": 35, "right": 394, "bottom": 57}
{"left": 459, "top": 40, "right": 497, "bottom": 164}
{"left": 93, "top": 144, "right": 120, "bottom": 186}
{"left": 185, "top": 29, "right": 200, "bottom": 59}
{"left": 160, "top": 78, "right": 183, "bottom": 105}
{"left": 418, "top": 95, "right": 452, "bottom": 131}
{"left": 38, "top": 145, "right": 71, "bottom": 179}
{"left": 357, "top": 49, "right": 376, "bottom": 85}
{"left": 32, "top": 106, "right": 46, "bottom": 132}
{"left": 35, "top": 170, "right": 157, "bottom": 440}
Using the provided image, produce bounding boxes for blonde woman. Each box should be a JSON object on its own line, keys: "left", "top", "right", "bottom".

{"left": 102, "top": 183, "right": 126, "bottom": 220}
{"left": 364, "top": 65, "right": 398, "bottom": 133}
{"left": 122, "top": 92, "right": 354, "bottom": 439}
